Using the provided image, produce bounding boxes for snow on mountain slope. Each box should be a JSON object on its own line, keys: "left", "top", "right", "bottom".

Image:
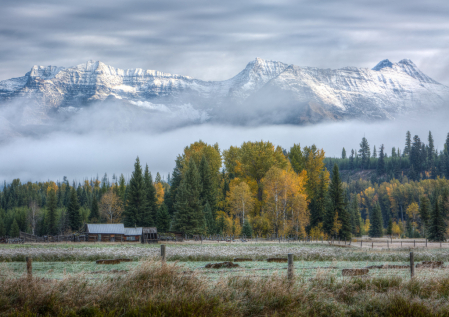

{"left": 0, "top": 58, "right": 448, "bottom": 129}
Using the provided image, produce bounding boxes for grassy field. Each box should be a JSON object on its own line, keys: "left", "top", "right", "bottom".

{"left": 2, "top": 242, "right": 449, "bottom": 315}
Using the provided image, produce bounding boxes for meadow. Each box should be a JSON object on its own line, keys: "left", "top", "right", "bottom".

{"left": 2, "top": 241, "right": 449, "bottom": 316}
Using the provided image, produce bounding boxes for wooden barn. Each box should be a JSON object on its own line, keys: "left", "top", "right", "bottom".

{"left": 124, "top": 227, "right": 143, "bottom": 242}
{"left": 142, "top": 227, "right": 158, "bottom": 244}
{"left": 85, "top": 224, "right": 125, "bottom": 242}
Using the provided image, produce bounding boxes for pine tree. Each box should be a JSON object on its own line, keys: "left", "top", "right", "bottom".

{"left": 199, "top": 155, "right": 217, "bottom": 218}
{"left": 410, "top": 135, "right": 422, "bottom": 180}
{"left": 172, "top": 159, "right": 205, "bottom": 235}
{"left": 156, "top": 203, "right": 171, "bottom": 232}
{"left": 349, "top": 149, "right": 355, "bottom": 170}
{"left": 372, "top": 145, "right": 377, "bottom": 158}
{"left": 47, "top": 188, "right": 58, "bottom": 235}
{"left": 377, "top": 144, "right": 385, "bottom": 176}
{"left": 166, "top": 155, "right": 183, "bottom": 216}
{"left": 0, "top": 216, "right": 5, "bottom": 237}
{"left": 428, "top": 131, "right": 435, "bottom": 167}
{"left": 326, "top": 164, "right": 350, "bottom": 239}
{"left": 67, "top": 187, "right": 81, "bottom": 231}
{"left": 369, "top": 204, "right": 383, "bottom": 237}
{"left": 404, "top": 131, "right": 412, "bottom": 156}
{"left": 241, "top": 218, "right": 253, "bottom": 237}
{"left": 428, "top": 199, "right": 446, "bottom": 242}
{"left": 124, "top": 157, "right": 148, "bottom": 227}
{"left": 118, "top": 174, "right": 126, "bottom": 204}
{"left": 203, "top": 201, "right": 215, "bottom": 235}
{"left": 358, "top": 137, "right": 370, "bottom": 169}
{"left": 341, "top": 147, "right": 347, "bottom": 159}
{"left": 419, "top": 196, "right": 431, "bottom": 237}
{"left": 90, "top": 195, "right": 99, "bottom": 222}
{"left": 143, "top": 164, "right": 156, "bottom": 226}
{"left": 309, "top": 170, "right": 327, "bottom": 229}
{"left": 387, "top": 218, "right": 393, "bottom": 237}
{"left": 10, "top": 219, "right": 20, "bottom": 237}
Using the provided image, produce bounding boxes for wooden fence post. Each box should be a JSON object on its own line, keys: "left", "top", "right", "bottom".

{"left": 372, "top": 242, "right": 373, "bottom": 249}
{"left": 426, "top": 239, "right": 427, "bottom": 248}
{"left": 410, "top": 252, "right": 414, "bottom": 278}
{"left": 387, "top": 240, "right": 389, "bottom": 249}
{"left": 414, "top": 240, "right": 415, "bottom": 248}
{"left": 361, "top": 240, "right": 362, "bottom": 248}
{"left": 161, "top": 245, "right": 166, "bottom": 263}
{"left": 288, "top": 254, "right": 294, "bottom": 280}
{"left": 26, "top": 257, "right": 32, "bottom": 278}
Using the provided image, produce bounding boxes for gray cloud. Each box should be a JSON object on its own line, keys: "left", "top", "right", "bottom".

{"left": 0, "top": 0, "right": 448, "bottom": 85}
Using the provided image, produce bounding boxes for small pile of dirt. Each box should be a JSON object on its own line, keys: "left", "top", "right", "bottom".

{"left": 342, "top": 268, "right": 369, "bottom": 276}
{"left": 267, "top": 258, "right": 288, "bottom": 263}
{"left": 96, "top": 259, "right": 121, "bottom": 265}
{"left": 115, "top": 258, "right": 133, "bottom": 262}
{"left": 205, "top": 262, "right": 239, "bottom": 269}
{"left": 234, "top": 258, "right": 253, "bottom": 262}
{"left": 416, "top": 261, "right": 444, "bottom": 268}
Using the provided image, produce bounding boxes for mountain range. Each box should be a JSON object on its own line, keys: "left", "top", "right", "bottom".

{"left": 0, "top": 58, "right": 448, "bottom": 134}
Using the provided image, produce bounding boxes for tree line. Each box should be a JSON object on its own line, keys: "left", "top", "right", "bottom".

{"left": 1, "top": 133, "right": 448, "bottom": 241}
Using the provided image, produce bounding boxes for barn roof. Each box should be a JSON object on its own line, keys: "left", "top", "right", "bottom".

{"left": 124, "top": 227, "right": 143, "bottom": 236}
{"left": 86, "top": 224, "right": 124, "bottom": 234}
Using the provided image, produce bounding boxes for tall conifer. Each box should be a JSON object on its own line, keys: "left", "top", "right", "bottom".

{"left": 124, "top": 157, "right": 148, "bottom": 227}
{"left": 369, "top": 204, "right": 383, "bottom": 237}
{"left": 172, "top": 159, "right": 205, "bottom": 235}
{"left": 90, "top": 195, "right": 99, "bottom": 222}
{"left": 428, "top": 199, "right": 446, "bottom": 242}
{"left": 156, "top": 203, "right": 171, "bottom": 232}
{"left": 143, "top": 164, "right": 156, "bottom": 226}
{"left": 67, "top": 187, "right": 81, "bottom": 231}
{"left": 47, "top": 189, "right": 58, "bottom": 235}
{"left": 419, "top": 196, "right": 430, "bottom": 237}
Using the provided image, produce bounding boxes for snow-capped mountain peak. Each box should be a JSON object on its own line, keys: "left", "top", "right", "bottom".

{"left": 0, "top": 58, "right": 448, "bottom": 131}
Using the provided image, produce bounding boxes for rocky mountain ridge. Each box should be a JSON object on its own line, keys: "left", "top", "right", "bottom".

{"left": 0, "top": 58, "right": 448, "bottom": 130}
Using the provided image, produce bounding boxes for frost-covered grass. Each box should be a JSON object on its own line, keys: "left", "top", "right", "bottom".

{"left": 2, "top": 242, "right": 449, "bottom": 262}
{"left": 3, "top": 260, "right": 449, "bottom": 282}
{"left": 2, "top": 260, "right": 449, "bottom": 316}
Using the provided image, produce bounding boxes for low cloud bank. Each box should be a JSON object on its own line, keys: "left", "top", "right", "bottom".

{"left": 0, "top": 112, "right": 448, "bottom": 183}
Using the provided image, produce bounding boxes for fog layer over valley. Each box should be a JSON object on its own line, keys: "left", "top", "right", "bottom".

{"left": 0, "top": 102, "right": 448, "bottom": 183}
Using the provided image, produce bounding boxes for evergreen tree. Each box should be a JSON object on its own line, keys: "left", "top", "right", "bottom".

{"left": 166, "top": 155, "right": 183, "bottom": 216}
{"left": 419, "top": 196, "right": 431, "bottom": 237}
{"left": 358, "top": 137, "right": 370, "bottom": 169}
{"left": 156, "top": 203, "right": 171, "bottom": 232}
{"left": 326, "top": 164, "right": 350, "bottom": 239}
{"left": 67, "top": 187, "right": 81, "bottom": 231}
{"left": 203, "top": 201, "right": 215, "bottom": 235}
{"left": 349, "top": 149, "right": 355, "bottom": 170}
{"left": 216, "top": 213, "right": 227, "bottom": 235}
{"left": 387, "top": 218, "right": 393, "bottom": 237}
{"left": 199, "top": 155, "right": 217, "bottom": 216}
{"left": 372, "top": 145, "right": 377, "bottom": 158}
{"left": 404, "top": 131, "right": 412, "bottom": 156}
{"left": 410, "top": 135, "right": 422, "bottom": 180}
{"left": 391, "top": 147, "right": 397, "bottom": 158}
{"left": 428, "top": 131, "right": 435, "bottom": 166}
{"left": 377, "top": 144, "right": 386, "bottom": 176}
{"left": 10, "top": 218, "right": 20, "bottom": 237}
{"left": 89, "top": 195, "right": 99, "bottom": 222}
{"left": 172, "top": 159, "right": 205, "bottom": 235}
{"left": 124, "top": 157, "right": 148, "bottom": 227}
{"left": 428, "top": 199, "right": 446, "bottom": 242}
{"left": 341, "top": 147, "right": 347, "bottom": 159}
{"left": 0, "top": 216, "right": 5, "bottom": 237}
{"left": 309, "top": 170, "right": 327, "bottom": 229}
{"left": 350, "top": 196, "right": 362, "bottom": 237}
{"left": 47, "top": 189, "right": 58, "bottom": 235}
{"left": 241, "top": 218, "right": 253, "bottom": 237}
{"left": 444, "top": 132, "right": 449, "bottom": 154}
{"left": 369, "top": 204, "right": 383, "bottom": 237}
{"left": 118, "top": 174, "right": 126, "bottom": 204}
{"left": 143, "top": 164, "right": 156, "bottom": 226}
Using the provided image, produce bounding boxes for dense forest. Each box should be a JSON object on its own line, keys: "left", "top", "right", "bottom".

{"left": 1, "top": 131, "right": 449, "bottom": 241}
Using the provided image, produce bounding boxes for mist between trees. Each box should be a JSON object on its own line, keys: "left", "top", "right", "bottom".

{"left": 1, "top": 131, "right": 449, "bottom": 242}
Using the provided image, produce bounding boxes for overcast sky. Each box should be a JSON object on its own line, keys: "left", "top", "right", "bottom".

{"left": 1, "top": 0, "right": 448, "bottom": 85}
